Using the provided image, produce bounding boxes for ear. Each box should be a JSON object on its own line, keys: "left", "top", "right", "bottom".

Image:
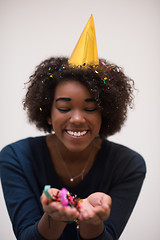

{"left": 48, "top": 118, "right": 52, "bottom": 125}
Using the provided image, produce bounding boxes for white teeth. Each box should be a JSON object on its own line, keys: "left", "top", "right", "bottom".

{"left": 67, "top": 130, "right": 87, "bottom": 137}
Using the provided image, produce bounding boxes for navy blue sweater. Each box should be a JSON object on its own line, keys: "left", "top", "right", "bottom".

{"left": 0, "top": 136, "right": 146, "bottom": 240}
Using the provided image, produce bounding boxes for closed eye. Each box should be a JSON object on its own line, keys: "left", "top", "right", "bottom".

{"left": 85, "top": 108, "right": 97, "bottom": 112}
{"left": 57, "top": 108, "right": 70, "bottom": 112}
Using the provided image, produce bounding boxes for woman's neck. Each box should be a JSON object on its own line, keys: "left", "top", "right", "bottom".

{"left": 56, "top": 136, "right": 96, "bottom": 163}
{"left": 46, "top": 134, "right": 102, "bottom": 187}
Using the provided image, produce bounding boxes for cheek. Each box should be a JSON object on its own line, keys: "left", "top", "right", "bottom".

{"left": 50, "top": 110, "right": 69, "bottom": 129}
{"left": 97, "top": 118, "right": 102, "bottom": 132}
{"left": 91, "top": 113, "right": 102, "bottom": 131}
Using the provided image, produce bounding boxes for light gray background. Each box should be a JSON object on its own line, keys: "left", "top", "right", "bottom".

{"left": 0, "top": 0, "right": 160, "bottom": 239}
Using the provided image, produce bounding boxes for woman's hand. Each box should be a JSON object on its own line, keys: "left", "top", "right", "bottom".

{"left": 40, "top": 188, "right": 79, "bottom": 222}
{"left": 39, "top": 189, "right": 111, "bottom": 239}
{"left": 79, "top": 192, "right": 112, "bottom": 225}
{"left": 78, "top": 192, "right": 111, "bottom": 239}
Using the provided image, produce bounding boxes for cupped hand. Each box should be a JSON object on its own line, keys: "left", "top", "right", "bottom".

{"left": 40, "top": 188, "right": 79, "bottom": 222}
{"left": 78, "top": 192, "right": 112, "bottom": 225}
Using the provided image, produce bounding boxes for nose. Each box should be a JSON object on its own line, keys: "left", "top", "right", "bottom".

{"left": 69, "top": 110, "right": 85, "bottom": 124}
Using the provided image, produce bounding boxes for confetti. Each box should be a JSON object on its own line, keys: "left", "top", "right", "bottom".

{"left": 43, "top": 185, "right": 82, "bottom": 209}
{"left": 59, "top": 188, "right": 69, "bottom": 206}
{"left": 103, "top": 77, "right": 107, "bottom": 84}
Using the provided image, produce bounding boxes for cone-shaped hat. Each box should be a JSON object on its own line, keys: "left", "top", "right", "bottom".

{"left": 69, "top": 15, "right": 99, "bottom": 66}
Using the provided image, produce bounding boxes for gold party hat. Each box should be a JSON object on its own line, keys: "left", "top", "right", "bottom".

{"left": 69, "top": 15, "right": 99, "bottom": 66}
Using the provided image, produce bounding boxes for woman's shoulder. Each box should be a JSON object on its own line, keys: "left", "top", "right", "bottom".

{"left": 101, "top": 139, "right": 146, "bottom": 174}
{"left": 1, "top": 136, "right": 45, "bottom": 151}
{"left": 102, "top": 139, "right": 143, "bottom": 158}
{"left": 0, "top": 136, "right": 46, "bottom": 163}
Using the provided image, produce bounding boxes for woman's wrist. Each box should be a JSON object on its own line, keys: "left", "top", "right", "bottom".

{"left": 78, "top": 221, "right": 104, "bottom": 239}
{"left": 38, "top": 213, "right": 67, "bottom": 240}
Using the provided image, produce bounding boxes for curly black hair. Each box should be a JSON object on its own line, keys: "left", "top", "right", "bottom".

{"left": 23, "top": 57, "right": 135, "bottom": 138}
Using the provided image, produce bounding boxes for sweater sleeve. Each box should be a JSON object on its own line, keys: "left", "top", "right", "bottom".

{"left": 77, "top": 228, "right": 109, "bottom": 240}
{"left": 73, "top": 151, "right": 146, "bottom": 240}
{"left": 0, "top": 145, "right": 45, "bottom": 240}
{"left": 104, "top": 152, "right": 146, "bottom": 239}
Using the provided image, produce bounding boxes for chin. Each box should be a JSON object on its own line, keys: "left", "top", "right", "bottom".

{"left": 65, "top": 144, "right": 88, "bottom": 153}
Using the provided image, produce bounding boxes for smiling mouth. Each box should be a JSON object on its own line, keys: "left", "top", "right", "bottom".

{"left": 66, "top": 130, "right": 88, "bottom": 137}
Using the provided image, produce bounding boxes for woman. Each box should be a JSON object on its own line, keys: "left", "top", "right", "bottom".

{"left": 0, "top": 16, "right": 146, "bottom": 240}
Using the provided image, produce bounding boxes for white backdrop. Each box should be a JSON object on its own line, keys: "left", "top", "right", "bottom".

{"left": 0, "top": 0, "right": 160, "bottom": 239}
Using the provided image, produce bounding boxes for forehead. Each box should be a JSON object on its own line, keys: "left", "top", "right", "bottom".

{"left": 54, "top": 80, "right": 92, "bottom": 98}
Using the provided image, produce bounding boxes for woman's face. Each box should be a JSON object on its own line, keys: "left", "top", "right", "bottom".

{"left": 49, "top": 80, "right": 102, "bottom": 153}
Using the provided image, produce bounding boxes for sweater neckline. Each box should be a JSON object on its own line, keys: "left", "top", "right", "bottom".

{"left": 42, "top": 136, "right": 108, "bottom": 190}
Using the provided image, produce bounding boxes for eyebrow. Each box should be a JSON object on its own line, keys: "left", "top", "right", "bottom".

{"left": 56, "top": 97, "right": 71, "bottom": 102}
{"left": 55, "top": 97, "right": 95, "bottom": 102}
